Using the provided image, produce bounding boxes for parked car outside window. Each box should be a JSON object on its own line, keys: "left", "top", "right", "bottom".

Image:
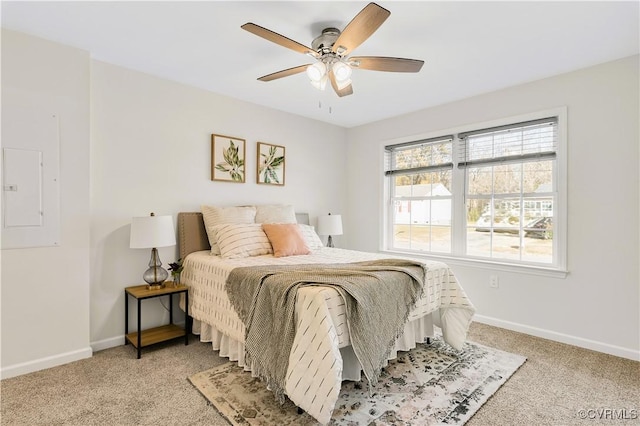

{"left": 475, "top": 215, "right": 552, "bottom": 239}
{"left": 524, "top": 217, "right": 553, "bottom": 239}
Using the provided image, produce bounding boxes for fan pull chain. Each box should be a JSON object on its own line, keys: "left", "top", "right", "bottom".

{"left": 318, "top": 101, "right": 333, "bottom": 114}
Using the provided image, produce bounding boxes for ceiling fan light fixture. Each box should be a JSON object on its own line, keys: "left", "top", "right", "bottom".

{"left": 311, "top": 74, "right": 328, "bottom": 91}
{"left": 306, "top": 62, "right": 327, "bottom": 82}
{"left": 242, "top": 3, "right": 423, "bottom": 98}
{"left": 332, "top": 61, "right": 352, "bottom": 82}
{"left": 336, "top": 77, "right": 352, "bottom": 91}
{"left": 335, "top": 46, "right": 348, "bottom": 56}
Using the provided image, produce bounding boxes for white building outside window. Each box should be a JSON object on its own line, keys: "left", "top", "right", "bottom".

{"left": 384, "top": 110, "right": 566, "bottom": 272}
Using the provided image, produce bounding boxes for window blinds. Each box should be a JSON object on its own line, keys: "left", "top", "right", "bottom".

{"left": 457, "top": 117, "right": 557, "bottom": 168}
{"left": 385, "top": 135, "right": 454, "bottom": 176}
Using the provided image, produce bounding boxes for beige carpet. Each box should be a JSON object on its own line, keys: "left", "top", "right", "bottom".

{"left": 189, "top": 337, "right": 526, "bottom": 425}
{"left": 1, "top": 322, "right": 638, "bottom": 425}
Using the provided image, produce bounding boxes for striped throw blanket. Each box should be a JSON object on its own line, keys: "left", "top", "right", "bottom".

{"left": 225, "top": 259, "right": 427, "bottom": 403}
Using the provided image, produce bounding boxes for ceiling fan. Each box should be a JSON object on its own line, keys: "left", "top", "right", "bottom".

{"left": 241, "top": 2, "right": 424, "bottom": 97}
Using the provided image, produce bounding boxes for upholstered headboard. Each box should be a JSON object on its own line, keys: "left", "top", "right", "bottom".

{"left": 177, "top": 211, "right": 310, "bottom": 259}
{"left": 177, "top": 212, "right": 210, "bottom": 259}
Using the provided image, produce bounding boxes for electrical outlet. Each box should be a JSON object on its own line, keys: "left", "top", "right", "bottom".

{"left": 489, "top": 274, "right": 499, "bottom": 288}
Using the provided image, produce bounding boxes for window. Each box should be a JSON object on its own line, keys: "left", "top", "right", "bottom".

{"left": 385, "top": 135, "right": 454, "bottom": 253}
{"left": 385, "top": 114, "right": 564, "bottom": 270}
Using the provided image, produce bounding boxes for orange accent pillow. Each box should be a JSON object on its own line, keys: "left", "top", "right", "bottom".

{"left": 262, "top": 223, "right": 311, "bottom": 257}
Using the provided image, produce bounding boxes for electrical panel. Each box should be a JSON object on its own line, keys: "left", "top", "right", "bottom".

{"left": 1, "top": 108, "right": 60, "bottom": 249}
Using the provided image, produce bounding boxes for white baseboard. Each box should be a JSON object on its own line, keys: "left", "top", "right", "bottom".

{"left": 4, "top": 319, "right": 635, "bottom": 379}
{"left": 473, "top": 314, "right": 640, "bottom": 361}
{"left": 90, "top": 335, "right": 125, "bottom": 352}
{"left": 1, "top": 346, "right": 93, "bottom": 380}
{"left": 1, "top": 320, "right": 190, "bottom": 379}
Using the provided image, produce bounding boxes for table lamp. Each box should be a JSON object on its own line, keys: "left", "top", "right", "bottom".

{"left": 130, "top": 212, "right": 176, "bottom": 289}
{"left": 317, "top": 213, "right": 343, "bottom": 248}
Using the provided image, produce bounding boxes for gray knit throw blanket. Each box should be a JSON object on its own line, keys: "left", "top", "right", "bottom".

{"left": 225, "top": 259, "right": 426, "bottom": 402}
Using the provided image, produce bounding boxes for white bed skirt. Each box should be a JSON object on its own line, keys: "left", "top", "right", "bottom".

{"left": 191, "top": 311, "right": 437, "bottom": 382}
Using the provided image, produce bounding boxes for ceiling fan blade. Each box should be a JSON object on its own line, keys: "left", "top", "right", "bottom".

{"left": 332, "top": 3, "right": 390, "bottom": 55}
{"left": 329, "top": 70, "right": 354, "bottom": 97}
{"left": 242, "top": 23, "right": 319, "bottom": 58}
{"left": 257, "top": 64, "right": 311, "bottom": 82}
{"left": 349, "top": 56, "right": 424, "bottom": 72}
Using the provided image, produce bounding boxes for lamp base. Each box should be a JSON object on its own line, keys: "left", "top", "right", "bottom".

{"left": 146, "top": 282, "right": 166, "bottom": 290}
{"left": 326, "top": 235, "right": 334, "bottom": 248}
{"left": 142, "top": 248, "right": 169, "bottom": 289}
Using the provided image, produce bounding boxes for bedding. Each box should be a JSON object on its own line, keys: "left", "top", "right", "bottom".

{"left": 261, "top": 223, "right": 310, "bottom": 257}
{"left": 181, "top": 246, "right": 475, "bottom": 424}
{"left": 178, "top": 209, "right": 475, "bottom": 424}
{"left": 297, "top": 223, "right": 324, "bottom": 249}
{"left": 254, "top": 203, "right": 297, "bottom": 224}
{"left": 201, "top": 205, "right": 256, "bottom": 255}
{"left": 210, "top": 223, "right": 273, "bottom": 258}
{"left": 226, "top": 259, "right": 428, "bottom": 405}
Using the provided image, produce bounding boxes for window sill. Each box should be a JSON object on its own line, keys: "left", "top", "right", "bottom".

{"left": 380, "top": 249, "right": 568, "bottom": 278}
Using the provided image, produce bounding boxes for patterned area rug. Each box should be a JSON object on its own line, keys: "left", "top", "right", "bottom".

{"left": 189, "top": 337, "right": 526, "bottom": 425}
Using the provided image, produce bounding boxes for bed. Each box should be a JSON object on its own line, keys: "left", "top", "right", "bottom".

{"left": 178, "top": 207, "right": 475, "bottom": 424}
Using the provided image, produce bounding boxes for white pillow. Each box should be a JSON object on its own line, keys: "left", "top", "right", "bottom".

{"left": 255, "top": 204, "right": 296, "bottom": 224}
{"left": 211, "top": 223, "right": 273, "bottom": 259}
{"left": 298, "top": 224, "right": 324, "bottom": 250}
{"left": 202, "top": 205, "right": 256, "bottom": 255}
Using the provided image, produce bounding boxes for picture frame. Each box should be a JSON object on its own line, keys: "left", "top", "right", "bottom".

{"left": 211, "top": 134, "right": 246, "bottom": 183}
{"left": 257, "top": 142, "right": 285, "bottom": 186}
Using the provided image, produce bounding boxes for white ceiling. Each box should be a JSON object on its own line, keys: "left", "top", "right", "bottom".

{"left": 2, "top": 1, "right": 638, "bottom": 128}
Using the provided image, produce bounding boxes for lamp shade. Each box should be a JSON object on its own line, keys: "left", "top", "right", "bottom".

{"left": 130, "top": 214, "right": 176, "bottom": 248}
{"left": 306, "top": 62, "right": 327, "bottom": 82}
{"left": 311, "top": 74, "right": 328, "bottom": 91}
{"left": 332, "top": 61, "right": 352, "bottom": 82}
{"left": 317, "top": 214, "right": 343, "bottom": 236}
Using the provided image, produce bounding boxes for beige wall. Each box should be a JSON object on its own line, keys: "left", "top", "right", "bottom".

{"left": 1, "top": 30, "right": 92, "bottom": 377}
{"left": 89, "top": 61, "right": 348, "bottom": 347}
{"left": 1, "top": 30, "right": 349, "bottom": 376}
{"left": 346, "top": 55, "right": 640, "bottom": 360}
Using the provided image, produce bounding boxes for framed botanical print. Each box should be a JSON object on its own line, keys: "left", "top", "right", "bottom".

{"left": 257, "top": 142, "right": 285, "bottom": 186}
{"left": 211, "top": 134, "right": 245, "bottom": 183}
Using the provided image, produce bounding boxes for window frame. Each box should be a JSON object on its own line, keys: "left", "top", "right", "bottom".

{"left": 386, "top": 135, "right": 454, "bottom": 254}
{"left": 382, "top": 108, "right": 568, "bottom": 276}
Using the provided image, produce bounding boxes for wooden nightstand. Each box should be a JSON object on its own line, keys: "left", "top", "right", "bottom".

{"left": 124, "top": 283, "right": 189, "bottom": 359}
